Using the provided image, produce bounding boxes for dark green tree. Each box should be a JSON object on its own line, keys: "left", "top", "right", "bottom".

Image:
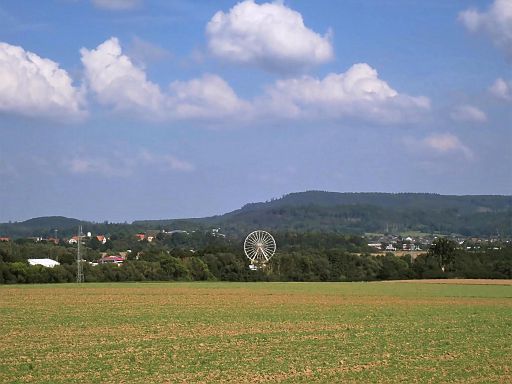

{"left": 428, "top": 238, "right": 457, "bottom": 272}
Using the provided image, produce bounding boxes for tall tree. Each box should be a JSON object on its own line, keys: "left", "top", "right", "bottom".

{"left": 428, "top": 238, "right": 457, "bottom": 272}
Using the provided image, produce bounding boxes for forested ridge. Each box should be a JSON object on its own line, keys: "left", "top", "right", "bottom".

{"left": 137, "top": 192, "right": 512, "bottom": 236}
{"left": 2, "top": 192, "right": 510, "bottom": 238}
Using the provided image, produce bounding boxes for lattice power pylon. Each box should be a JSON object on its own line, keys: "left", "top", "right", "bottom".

{"left": 76, "top": 225, "right": 84, "bottom": 283}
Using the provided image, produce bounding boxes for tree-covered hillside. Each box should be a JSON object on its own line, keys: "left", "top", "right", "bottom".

{"left": 136, "top": 192, "right": 512, "bottom": 237}
{"left": 239, "top": 191, "right": 512, "bottom": 213}
{"left": 0, "top": 217, "right": 136, "bottom": 238}
{"left": 1, "top": 192, "right": 511, "bottom": 238}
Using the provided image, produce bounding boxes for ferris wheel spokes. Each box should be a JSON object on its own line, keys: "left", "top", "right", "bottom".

{"left": 243, "top": 230, "right": 276, "bottom": 267}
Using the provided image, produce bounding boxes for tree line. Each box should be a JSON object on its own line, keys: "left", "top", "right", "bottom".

{"left": 0, "top": 234, "right": 510, "bottom": 284}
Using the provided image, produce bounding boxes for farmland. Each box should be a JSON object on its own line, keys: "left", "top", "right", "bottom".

{"left": 1, "top": 281, "right": 511, "bottom": 383}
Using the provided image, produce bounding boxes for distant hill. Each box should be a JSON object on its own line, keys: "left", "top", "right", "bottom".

{"left": 0, "top": 216, "right": 134, "bottom": 238}
{"left": 239, "top": 191, "right": 511, "bottom": 213}
{"left": 0, "top": 216, "right": 83, "bottom": 238}
{"left": 2, "top": 192, "right": 511, "bottom": 238}
{"left": 21, "top": 216, "right": 83, "bottom": 229}
{"left": 135, "top": 192, "right": 512, "bottom": 237}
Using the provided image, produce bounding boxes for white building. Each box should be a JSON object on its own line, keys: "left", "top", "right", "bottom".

{"left": 28, "top": 259, "right": 60, "bottom": 268}
{"left": 368, "top": 243, "right": 382, "bottom": 250}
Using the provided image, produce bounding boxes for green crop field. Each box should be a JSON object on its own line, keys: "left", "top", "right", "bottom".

{"left": 1, "top": 281, "right": 511, "bottom": 383}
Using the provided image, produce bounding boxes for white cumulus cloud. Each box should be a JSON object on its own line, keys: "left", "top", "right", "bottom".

{"left": 0, "top": 42, "right": 85, "bottom": 119}
{"left": 206, "top": 0, "right": 333, "bottom": 73}
{"left": 489, "top": 77, "right": 512, "bottom": 100}
{"left": 259, "top": 63, "right": 430, "bottom": 123}
{"left": 91, "top": 0, "right": 142, "bottom": 11}
{"left": 81, "top": 37, "right": 249, "bottom": 121}
{"left": 404, "top": 133, "right": 474, "bottom": 162}
{"left": 450, "top": 105, "right": 487, "bottom": 123}
{"left": 80, "top": 39, "right": 429, "bottom": 125}
{"left": 421, "top": 133, "right": 473, "bottom": 160}
{"left": 80, "top": 37, "right": 166, "bottom": 117}
{"left": 459, "top": 0, "right": 512, "bottom": 57}
{"left": 169, "top": 74, "right": 252, "bottom": 120}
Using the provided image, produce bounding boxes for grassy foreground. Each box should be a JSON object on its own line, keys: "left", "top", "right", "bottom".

{"left": 1, "top": 281, "right": 511, "bottom": 383}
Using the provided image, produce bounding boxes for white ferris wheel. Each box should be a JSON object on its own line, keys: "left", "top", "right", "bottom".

{"left": 244, "top": 230, "right": 276, "bottom": 267}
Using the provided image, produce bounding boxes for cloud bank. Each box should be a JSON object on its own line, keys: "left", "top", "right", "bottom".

{"left": 1, "top": 34, "right": 430, "bottom": 126}
{"left": 206, "top": 0, "right": 333, "bottom": 73}
{"left": 80, "top": 40, "right": 428, "bottom": 124}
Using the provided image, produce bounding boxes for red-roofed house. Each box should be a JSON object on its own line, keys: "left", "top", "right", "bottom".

{"left": 97, "top": 255, "right": 125, "bottom": 265}
{"left": 96, "top": 235, "right": 107, "bottom": 244}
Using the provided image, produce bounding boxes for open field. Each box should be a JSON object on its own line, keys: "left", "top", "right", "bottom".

{"left": 388, "top": 279, "right": 512, "bottom": 286}
{"left": 1, "top": 281, "right": 511, "bottom": 383}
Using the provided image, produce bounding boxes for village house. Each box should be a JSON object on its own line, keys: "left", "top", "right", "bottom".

{"left": 135, "top": 233, "right": 146, "bottom": 241}
{"left": 385, "top": 243, "right": 397, "bottom": 251}
{"left": 96, "top": 235, "right": 107, "bottom": 244}
{"left": 367, "top": 242, "right": 382, "bottom": 250}
{"left": 97, "top": 255, "right": 125, "bottom": 265}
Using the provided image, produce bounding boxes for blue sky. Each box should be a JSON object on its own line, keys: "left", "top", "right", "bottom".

{"left": 0, "top": 0, "right": 511, "bottom": 222}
